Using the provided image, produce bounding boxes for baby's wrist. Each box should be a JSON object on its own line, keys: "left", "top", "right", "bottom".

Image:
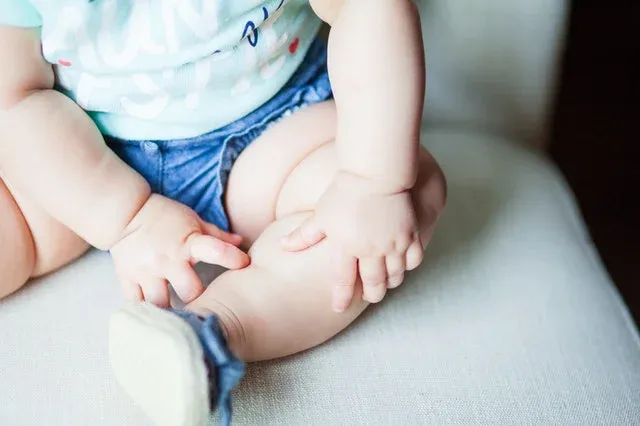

{"left": 86, "top": 176, "right": 150, "bottom": 251}
{"left": 335, "top": 169, "right": 415, "bottom": 195}
{"left": 104, "top": 188, "right": 153, "bottom": 251}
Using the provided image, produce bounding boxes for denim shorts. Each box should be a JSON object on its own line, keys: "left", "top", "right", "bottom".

{"left": 106, "top": 38, "right": 332, "bottom": 231}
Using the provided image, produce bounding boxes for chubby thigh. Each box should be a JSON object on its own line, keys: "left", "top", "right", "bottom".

{"left": 224, "top": 100, "right": 338, "bottom": 244}
{"left": 187, "top": 210, "right": 369, "bottom": 361}
{"left": 0, "top": 176, "right": 88, "bottom": 299}
{"left": 203, "top": 99, "right": 445, "bottom": 360}
{"left": 224, "top": 99, "right": 443, "bottom": 249}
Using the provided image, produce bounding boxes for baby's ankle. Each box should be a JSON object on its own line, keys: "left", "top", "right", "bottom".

{"left": 186, "top": 299, "right": 249, "bottom": 361}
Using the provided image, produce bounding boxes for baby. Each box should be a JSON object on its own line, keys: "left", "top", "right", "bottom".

{"left": 0, "top": 0, "right": 446, "bottom": 425}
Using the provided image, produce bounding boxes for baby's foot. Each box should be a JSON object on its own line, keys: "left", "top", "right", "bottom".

{"left": 109, "top": 303, "right": 244, "bottom": 426}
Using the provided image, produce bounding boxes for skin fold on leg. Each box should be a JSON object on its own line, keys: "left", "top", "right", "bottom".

{"left": 0, "top": 175, "right": 89, "bottom": 300}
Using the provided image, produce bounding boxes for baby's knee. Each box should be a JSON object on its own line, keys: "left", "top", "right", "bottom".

{"left": 186, "top": 296, "right": 250, "bottom": 359}
{"left": 415, "top": 147, "right": 447, "bottom": 211}
{"left": 0, "top": 226, "right": 34, "bottom": 299}
{"left": 0, "top": 262, "right": 32, "bottom": 300}
{"left": 248, "top": 212, "right": 334, "bottom": 283}
{"left": 30, "top": 230, "right": 89, "bottom": 277}
{"left": 412, "top": 148, "right": 447, "bottom": 242}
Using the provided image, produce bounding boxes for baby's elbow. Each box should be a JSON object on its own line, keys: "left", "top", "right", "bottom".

{"left": 0, "top": 66, "right": 54, "bottom": 111}
{"left": 0, "top": 26, "right": 54, "bottom": 110}
{"left": 309, "top": 0, "right": 346, "bottom": 24}
{"left": 310, "top": 0, "right": 419, "bottom": 26}
{"left": 0, "top": 86, "right": 38, "bottom": 111}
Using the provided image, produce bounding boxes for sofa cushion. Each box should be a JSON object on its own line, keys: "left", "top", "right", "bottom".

{"left": 1, "top": 130, "right": 638, "bottom": 425}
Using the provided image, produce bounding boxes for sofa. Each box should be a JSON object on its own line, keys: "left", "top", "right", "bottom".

{"left": 1, "top": 0, "right": 639, "bottom": 424}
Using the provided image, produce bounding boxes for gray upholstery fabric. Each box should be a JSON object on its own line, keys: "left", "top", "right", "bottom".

{"left": 419, "top": 0, "right": 570, "bottom": 147}
{"left": 1, "top": 131, "right": 638, "bottom": 425}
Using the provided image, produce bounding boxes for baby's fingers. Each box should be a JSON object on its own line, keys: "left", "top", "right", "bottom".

{"left": 188, "top": 234, "right": 250, "bottom": 269}
{"left": 121, "top": 280, "right": 144, "bottom": 302}
{"left": 332, "top": 252, "right": 357, "bottom": 313}
{"left": 114, "top": 266, "right": 143, "bottom": 302}
{"left": 281, "top": 216, "right": 326, "bottom": 252}
{"left": 359, "top": 257, "right": 387, "bottom": 304}
{"left": 200, "top": 222, "right": 243, "bottom": 246}
{"left": 405, "top": 233, "right": 424, "bottom": 271}
{"left": 166, "top": 262, "right": 205, "bottom": 304}
{"left": 140, "top": 278, "right": 170, "bottom": 308}
{"left": 385, "top": 255, "right": 405, "bottom": 289}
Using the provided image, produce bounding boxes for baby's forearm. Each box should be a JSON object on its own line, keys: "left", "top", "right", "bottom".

{"left": 324, "top": 0, "right": 425, "bottom": 192}
{"left": 0, "top": 90, "right": 150, "bottom": 249}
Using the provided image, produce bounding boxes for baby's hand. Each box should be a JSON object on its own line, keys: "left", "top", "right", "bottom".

{"left": 110, "top": 194, "right": 250, "bottom": 307}
{"left": 281, "top": 172, "right": 423, "bottom": 312}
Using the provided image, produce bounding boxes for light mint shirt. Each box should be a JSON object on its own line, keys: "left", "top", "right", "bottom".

{"left": 0, "top": 0, "right": 321, "bottom": 139}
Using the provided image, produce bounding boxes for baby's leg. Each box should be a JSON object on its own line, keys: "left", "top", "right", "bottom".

{"left": 186, "top": 212, "right": 368, "bottom": 361}
{"left": 107, "top": 102, "right": 444, "bottom": 426}
{"left": 186, "top": 102, "right": 445, "bottom": 361}
{"left": 0, "top": 176, "right": 88, "bottom": 299}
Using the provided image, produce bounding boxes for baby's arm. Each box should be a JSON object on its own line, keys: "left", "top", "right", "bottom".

{"left": 281, "top": 1, "right": 428, "bottom": 307}
{"left": 0, "top": 25, "right": 149, "bottom": 249}
{"left": 311, "top": 0, "right": 425, "bottom": 192}
{"left": 0, "top": 26, "right": 248, "bottom": 304}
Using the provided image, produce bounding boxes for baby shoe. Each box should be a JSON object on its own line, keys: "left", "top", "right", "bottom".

{"left": 109, "top": 303, "right": 245, "bottom": 426}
